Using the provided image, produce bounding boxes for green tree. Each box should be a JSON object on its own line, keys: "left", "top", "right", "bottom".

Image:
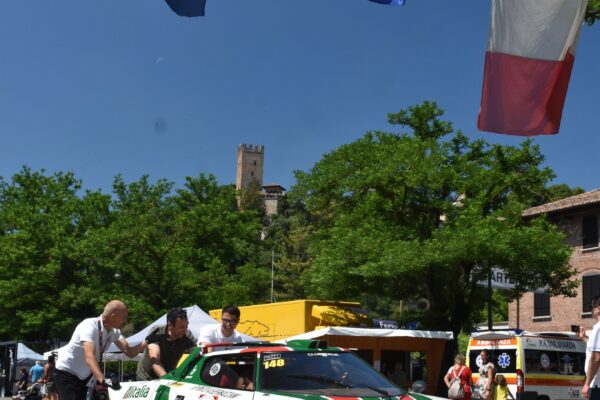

{"left": 587, "top": 0, "right": 600, "bottom": 25}
{"left": 263, "top": 197, "right": 313, "bottom": 301}
{"left": 538, "top": 184, "right": 585, "bottom": 204}
{"left": 174, "top": 174, "right": 271, "bottom": 310}
{"left": 238, "top": 180, "right": 266, "bottom": 215}
{"left": 91, "top": 173, "right": 271, "bottom": 325}
{"left": 0, "top": 169, "right": 274, "bottom": 341}
{"left": 87, "top": 174, "right": 187, "bottom": 325}
{"left": 0, "top": 167, "right": 110, "bottom": 339}
{"left": 290, "top": 102, "right": 577, "bottom": 341}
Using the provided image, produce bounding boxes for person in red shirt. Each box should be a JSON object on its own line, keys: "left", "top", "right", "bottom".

{"left": 444, "top": 354, "right": 473, "bottom": 400}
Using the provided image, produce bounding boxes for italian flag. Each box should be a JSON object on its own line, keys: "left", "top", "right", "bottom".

{"left": 477, "top": 0, "right": 588, "bottom": 136}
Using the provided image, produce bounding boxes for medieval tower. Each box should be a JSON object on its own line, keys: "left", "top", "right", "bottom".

{"left": 236, "top": 144, "right": 264, "bottom": 191}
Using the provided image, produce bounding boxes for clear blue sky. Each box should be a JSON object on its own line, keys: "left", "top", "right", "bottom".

{"left": 1, "top": 1, "right": 599, "bottom": 194}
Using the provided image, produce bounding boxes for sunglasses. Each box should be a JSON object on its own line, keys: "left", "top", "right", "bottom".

{"left": 222, "top": 318, "right": 239, "bottom": 325}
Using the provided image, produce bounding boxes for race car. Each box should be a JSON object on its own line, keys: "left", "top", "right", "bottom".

{"left": 104, "top": 340, "right": 441, "bottom": 400}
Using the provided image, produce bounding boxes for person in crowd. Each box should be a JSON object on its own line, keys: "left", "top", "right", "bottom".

{"left": 444, "top": 354, "right": 472, "bottom": 400}
{"left": 30, "top": 361, "right": 44, "bottom": 384}
{"left": 136, "top": 307, "right": 197, "bottom": 380}
{"left": 197, "top": 305, "right": 244, "bottom": 350}
{"left": 583, "top": 296, "right": 600, "bottom": 400}
{"left": 380, "top": 362, "right": 391, "bottom": 378}
{"left": 494, "top": 375, "right": 514, "bottom": 400}
{"left": 55, "top": 300, "right": 148, "bottom": 400}
{"left": 15, "top": 367, "right": 29, "bottom": 393}
{"left": 42, "top": 354, "right": 57, "bottom": 400}
{"left": 476, "top": 349, "right": 495, "bottom": 400}
{"left": 391, "top": 362, "right": 410, "bottom": 389}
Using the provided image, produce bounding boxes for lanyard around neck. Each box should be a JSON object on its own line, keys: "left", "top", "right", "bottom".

{"left": 97, "top": 320, "right": 105, "bottom": 363}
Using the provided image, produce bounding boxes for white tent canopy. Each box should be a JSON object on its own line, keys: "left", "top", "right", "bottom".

{"left": 278, "top": 326, "right": 454, "bottom": 343}
{"left": 17, "top": 343, "right": 45, "bottom": 365}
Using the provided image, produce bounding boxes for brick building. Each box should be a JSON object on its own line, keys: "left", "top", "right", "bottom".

{"left": 509, "top": 189, "right": 600, "bottom": 331}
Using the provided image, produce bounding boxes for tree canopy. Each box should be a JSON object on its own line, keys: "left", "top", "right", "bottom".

{"left": 587, "top": 0, "right": 600, "bottom": 25}
{"left": 0, "top": 169, "right": 271, "bottom": 340}
{"left": 290, "top": 101, "right": 578, "bottom": 336}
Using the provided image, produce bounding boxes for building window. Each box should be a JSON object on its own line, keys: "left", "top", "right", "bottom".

{"left": 583, "top": 274, "right": 600, "bottom": 315}
{"left": 583, "top": 215, "right": 599, "bottom": 249}
{"left": 534, "top": 292, "right": 550, "bottom": 317}
{"left": 253, "top": 160, "right": 257, "bottom": 166}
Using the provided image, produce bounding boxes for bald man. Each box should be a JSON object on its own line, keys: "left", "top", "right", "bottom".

{"left": 55, "top": 300, "right": 148, "bottom": 400}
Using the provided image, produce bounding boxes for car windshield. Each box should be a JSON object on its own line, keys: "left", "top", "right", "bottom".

{"left": 260, "top": 351, "right": 405, "bottom": 396}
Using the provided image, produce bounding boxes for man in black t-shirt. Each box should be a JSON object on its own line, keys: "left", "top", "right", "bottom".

{"left": 136, "top": 308, "right": 197, "bottom": 380}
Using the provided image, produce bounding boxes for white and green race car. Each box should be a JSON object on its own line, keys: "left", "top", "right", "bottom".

{"left": 105, "top": 340, "right": 441, "bottom": 400}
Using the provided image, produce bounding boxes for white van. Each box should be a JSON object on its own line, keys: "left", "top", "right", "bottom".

{"left": 467, "top": 330, "right": 585, "bottom": 400}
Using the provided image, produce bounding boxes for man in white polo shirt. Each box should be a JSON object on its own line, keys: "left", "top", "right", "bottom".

{"left": 583, "top": 296, "right": 600, "bottom": 400}
{"left": 55, "top": 300, "right": 148, "bottom": 400}
{"left": 197, "top": 305, "right": 244, "bottom": 350}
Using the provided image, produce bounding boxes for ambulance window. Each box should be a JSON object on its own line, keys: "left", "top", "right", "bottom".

{"left": 558, "top": 352, "right": 585, "bottom": 376}
{"left": 492, "top": 350, "right": 517, "bottom": 374}
{"left": 468, "top": 350, "right": 517, "bottom": 374}
{"left": 524, "top": 350, "right": 558, "bottom": 374}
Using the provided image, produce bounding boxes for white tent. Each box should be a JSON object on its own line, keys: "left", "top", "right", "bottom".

{"left": 278, "top": 326, "right": 454, "bottom": 342}
{"left": 17, "top": 343, "right": 45, "bottom": 366}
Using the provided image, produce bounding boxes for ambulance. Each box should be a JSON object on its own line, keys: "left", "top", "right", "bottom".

{"left": 467, "top": 330, "right": 586, "bottom": 400}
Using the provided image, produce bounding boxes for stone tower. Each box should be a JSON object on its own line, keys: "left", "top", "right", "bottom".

{"left": 236, "top": 144, "right": 264, "bottom": 191}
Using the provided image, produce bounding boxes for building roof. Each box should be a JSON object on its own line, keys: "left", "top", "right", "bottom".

{"left": 523, "top": 188, "right": 600, "bottom": 217}
{"left": 262, "top": 183, "right": 287, "bottom": 191}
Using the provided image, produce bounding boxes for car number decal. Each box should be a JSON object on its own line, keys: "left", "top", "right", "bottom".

{"left": 263, "top": 359, "right": 285, "bottom": 369}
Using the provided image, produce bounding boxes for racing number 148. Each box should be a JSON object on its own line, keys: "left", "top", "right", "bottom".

{"left": 263, "top": 359, "right": 285, "bottom": 369}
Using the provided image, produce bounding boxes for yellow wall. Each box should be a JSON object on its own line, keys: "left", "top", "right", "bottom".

{"left": 209, "top": 300, "right": 362, "bottom": 341}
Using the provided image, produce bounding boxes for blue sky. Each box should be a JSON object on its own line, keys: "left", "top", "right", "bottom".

{"left": 1, "top": 1, "right": 599, "bottom": 194}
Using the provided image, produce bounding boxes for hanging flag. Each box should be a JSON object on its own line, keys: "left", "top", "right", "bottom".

{"left": 368, "top": 0, "right": 406, "bottom": 5}
{"left": 477, "top": 0, "right": 588, "bottom": 136}
{"left": 165, "top": 0, "right": 206, "bottom": 17}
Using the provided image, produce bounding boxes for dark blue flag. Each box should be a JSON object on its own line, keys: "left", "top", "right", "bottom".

{"left": 368, "top": 0, "right": 406, "bottom": 5}
{"left": 165, "top": 0, "right": 206, "bottom": 17}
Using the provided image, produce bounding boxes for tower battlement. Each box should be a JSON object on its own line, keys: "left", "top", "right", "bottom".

{"left": 238, "top": 143, "right": 264, "bottom": 154}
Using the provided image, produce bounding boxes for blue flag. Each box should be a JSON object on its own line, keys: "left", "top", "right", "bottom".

{"left": 165, "top": 0, "right": 206, "bottom": 17}
{"left": 368, "top": 0, "right": 406, "bottom": 5}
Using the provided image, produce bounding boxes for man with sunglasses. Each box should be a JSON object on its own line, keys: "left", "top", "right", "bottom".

{"left": 136, "top": 307, "right": 197, "bottom": 380}
{"left": 197, "top": 305, "right": 244, "bottom": 349}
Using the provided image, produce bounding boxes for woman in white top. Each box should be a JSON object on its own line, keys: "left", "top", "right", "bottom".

{"left": 476, "top": 349, "right": 495, "bottom": 400}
